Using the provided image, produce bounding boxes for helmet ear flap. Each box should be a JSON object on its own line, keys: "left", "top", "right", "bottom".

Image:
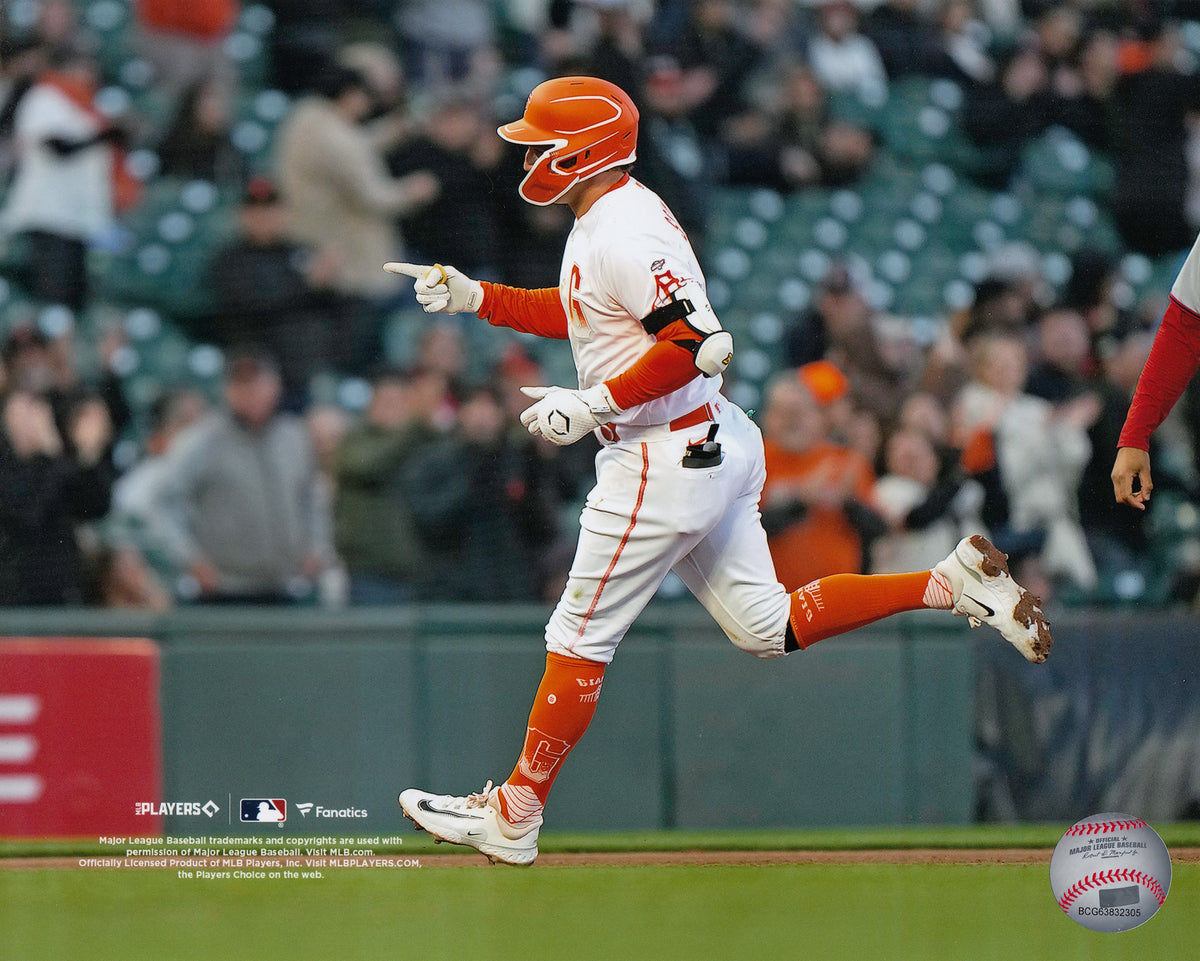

{"left": 518, "top": 149, "right": 579, "bottom": 205}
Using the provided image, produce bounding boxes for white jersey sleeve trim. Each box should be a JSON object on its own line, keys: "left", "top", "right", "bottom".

{"left": 1170, "top": 231, "right": 1200, "bottom": 313}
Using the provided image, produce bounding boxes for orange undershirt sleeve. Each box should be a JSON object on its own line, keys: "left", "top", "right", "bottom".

{"left": 604, "top": 318, "right": 702, "bottom": 410}
{"left": 477, "top": 282, "right": 570, "bottom": 339}
{"left": 478, "top": 287, "right": 708, "bottom": 410}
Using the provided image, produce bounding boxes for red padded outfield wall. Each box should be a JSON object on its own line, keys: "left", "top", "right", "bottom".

{"left": 0, "top": 638, "right": 162, "bottom": 837}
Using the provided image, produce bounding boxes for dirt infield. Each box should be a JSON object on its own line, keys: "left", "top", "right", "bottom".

{"left": 5, "top": 848, "right": 1198, "bottom": 869}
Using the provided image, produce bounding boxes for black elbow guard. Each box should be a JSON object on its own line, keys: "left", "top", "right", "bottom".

{"left": 641, "top": 298, "right": 733, "bottom": 377}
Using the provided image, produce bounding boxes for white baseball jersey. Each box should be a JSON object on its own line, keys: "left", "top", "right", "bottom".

{"left": 558, "top": 177, "right": 721, "bottom": 428}
{"left": 543, "top": 177, "right": 791, "bottom": 663}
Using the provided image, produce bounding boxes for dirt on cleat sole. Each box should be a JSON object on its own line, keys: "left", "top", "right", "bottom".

{"left": 968, "top": 535, "right": 1052, "bottom": 663}
{"left": 958, "top": 535, "right": 1053, "bottom": 664}
{"left": 1013, "top": 591, "right": 1052, "bottom": 662}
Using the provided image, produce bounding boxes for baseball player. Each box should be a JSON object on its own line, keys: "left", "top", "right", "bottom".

{"left": 389, "top": 77, "right": 1052, "bottom": 865}
{"left": 1112, "top": 230, "right": 1200, "bottom": 509}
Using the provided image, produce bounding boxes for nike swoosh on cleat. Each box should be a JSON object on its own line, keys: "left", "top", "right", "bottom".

{"left": 417, "top": 799, "right": 484, "bottom": 820}
{"left": 962, "top": 595, "right": 995, "bottom": 618}
{"left": 466, "top": 829, "right": 487, "bottom": 838}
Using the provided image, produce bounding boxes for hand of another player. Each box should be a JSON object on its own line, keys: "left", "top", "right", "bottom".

{"left": 1112, "top": 446, "right": 1153, "bottom": 510}
{"left": 383, "top": 261, "right": 483, "bottom": 314}
{"left": 519, "top": 384, "right": 620, "bottom": 446}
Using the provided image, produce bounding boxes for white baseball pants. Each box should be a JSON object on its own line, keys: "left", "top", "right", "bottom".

{"left": 545, "top": 397, "right": 791, "bottom": 663}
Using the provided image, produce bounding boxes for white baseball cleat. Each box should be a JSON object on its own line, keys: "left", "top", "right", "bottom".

{"left": 934, "top": 534, "right": 1053, "bottom": 663}
{"left": 399, "top": 781, "right": 540, "bottom": 865}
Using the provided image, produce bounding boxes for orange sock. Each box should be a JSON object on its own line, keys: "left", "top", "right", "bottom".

{"left": 496, "top": 651, "right": 606, "bottom": 826}
{"left": 787, "top": 570, "right": 952, "bottom": 650}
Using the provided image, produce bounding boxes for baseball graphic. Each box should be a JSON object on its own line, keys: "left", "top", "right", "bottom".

{"left": 1050, "top": 813, "right": 1171, "bottom": 932}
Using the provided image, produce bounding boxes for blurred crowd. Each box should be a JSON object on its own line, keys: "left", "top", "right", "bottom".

{"left": 757, "top": 260, "right": 1173, "bottom": 607}
{"left": 1, "top": 0, "right": 1200, "bottom": 610}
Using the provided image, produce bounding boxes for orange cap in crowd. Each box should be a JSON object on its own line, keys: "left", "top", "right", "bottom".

{"left": 797, "top": 360, "right": 849, "bottom": 405}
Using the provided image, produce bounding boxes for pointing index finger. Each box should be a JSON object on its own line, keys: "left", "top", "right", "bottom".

{"left": 382, "top": 262, "right": 430, "bottom": 279}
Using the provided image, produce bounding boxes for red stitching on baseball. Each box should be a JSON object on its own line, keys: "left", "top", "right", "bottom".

{"left": 1057, "top": 869, "right": 1167, "bottom": 911}
{"left": 1063, "top": 818, "right": 1148, "bottom": 837}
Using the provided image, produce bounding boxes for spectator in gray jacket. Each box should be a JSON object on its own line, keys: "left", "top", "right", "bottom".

{"left": 151, "top": 347, "right": 335, "bottom": 603}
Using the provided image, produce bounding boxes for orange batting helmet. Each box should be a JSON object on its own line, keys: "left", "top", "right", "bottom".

{"left": 497, "top": 76, "right": 639, "bottom": 206}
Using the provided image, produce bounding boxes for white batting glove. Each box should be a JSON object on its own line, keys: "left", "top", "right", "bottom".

{"left": 383, "top": 261, "right": 483, "bottom": 314}
{"left": 519, "top": 384, "right": 621, "bottom": 446}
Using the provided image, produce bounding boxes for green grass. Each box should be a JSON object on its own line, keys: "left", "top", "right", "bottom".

{"left": 3, "top": 826, "right": 1196, "bottom": 961}
{"left": 3, "top": 862, "right": 1195, "bottom": 961}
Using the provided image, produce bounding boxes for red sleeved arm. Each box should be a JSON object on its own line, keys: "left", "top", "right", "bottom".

{"left": 1118, "top": 296, "right": 1200, "bottom": 450}
{"left": 477, "top": 282, "right": 569, "bottom": 339}
{"left": 604, "top": 318, "right": 702, "bottom": 410}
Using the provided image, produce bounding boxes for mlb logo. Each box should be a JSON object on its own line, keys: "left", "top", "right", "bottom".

{"left": 240, "top": 798, "right": 286, "bottom": 823}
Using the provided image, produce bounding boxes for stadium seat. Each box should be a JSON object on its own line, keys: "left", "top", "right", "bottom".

{"left": 1017, "top": 128, "right": 1115, "bottom": 197}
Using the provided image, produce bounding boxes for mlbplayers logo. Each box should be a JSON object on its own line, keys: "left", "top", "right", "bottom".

{"left": 517, "top": 728, "right": 572, "bottom": 783}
